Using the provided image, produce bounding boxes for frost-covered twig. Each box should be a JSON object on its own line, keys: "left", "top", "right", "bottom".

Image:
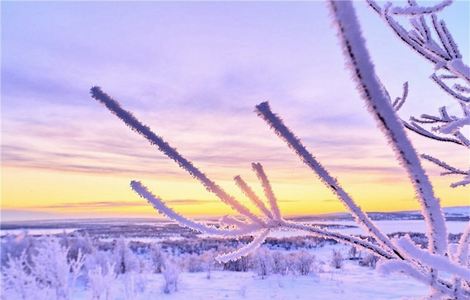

{"left": 251, "top": 162, "right": 282, "bottom": 221}
{"left": 453, "top": 223, "right": 470, "bottom": 296}
{"left": 378, "top": 260, "right": 467, "bottom": 297}
{"left": 396, "top": 236, "right": 470, "bottom": 281}
{"left": 367, "top": 0, "right": 469, "bottom": 81}
{"left": 90, "top": 87, "right": 264, "bottom": 226}
{"left": 216, "top": 229, "right": 270, "bottom": 263}
{"left": 131, "top": 180, "right": 260, "bottom": 236}
{"left": 421, "top": 154, "right": 468, "bottom": 176}
{"left": 255, "top": 102, "right": 400, "bottom": 258}
{"left": 234, "top": 175, "right": 274, "bottom": 220}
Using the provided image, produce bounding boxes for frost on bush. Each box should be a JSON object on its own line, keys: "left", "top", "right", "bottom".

{"left": 348, "top": 246, "right": 361, "bottom": 260}
{"left": 271, "top": 251, "right": 288, "bottom": 275}
{"left": 113, "top": 237, "right": 139, "bottom": 274}
{"left": 253, "top": 248, "right": 273, "bottom": 278}
{"left": 162, "top": 259, "right": 180, "bottom": 294}
{"left": 330, "top": 250, "right": 344, "bottom": 270}
{"left": 87, "top": 262, "right": 117, "bottom": 300}
{"left": 2, "top": 237, "right": 86, "bottom": 300}
{"left": 291, "top": 250, "right": 316, "bottom": 276}
{"left": 359, "top": 253, "right": 379, "bottom": 269}
{"left": 150, "top": 243, "right": 165, "bottom": 273}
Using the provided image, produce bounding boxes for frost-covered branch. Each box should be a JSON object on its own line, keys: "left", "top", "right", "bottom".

{"left": 90, "top": 87, "right": 264, "bottom": 226}
{"left": 131, "top": 180, "right": 260, "bottom": 236}
{"left": 251, "top": 162, "right": 282, "bottom": 221}
{"left": 255, "top": 102, "right": 401, "bottom": 258}
{"left": 396, "top": 236, "right": 470, "bottom": 281}
{"left": 328, "top": 0, "right": 447, "bottom": 256}
{"left": 367, "top": 0, "right": 470, "bottom": 190}
{"left": 367, "top": 0, "right": 469, "bottom": 82}
{"left": 90, "top": 87, "right": 397, "bottom": 264}
{"left": 234, "top": 175, "right": 274, "bottom": 220}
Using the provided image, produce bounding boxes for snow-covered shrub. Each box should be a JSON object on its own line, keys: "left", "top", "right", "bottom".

{"left": 1, "top": 251, "right": 43, "bottom": 300}
{"left": 359, "top": 253, "right": 379, "bottom": 269}
{"left": 348, "top": 246, "right": 361, "bottom": 260}
{"left": 271, "top": 251, "right": 288, "bottom": 275}
{"left": 87, "top": 262, "right": 116, "bottom": 300}
{"left": 84, "top": 250, "right": 113, "bottom": 277}
{"left": 60, "top": 233, "right": 95, "bottom": 262}
{"left": 113, "top": 237, "right": 139, "bottom": 274}
{"left": 122, "top": 271, "right": 146, "bottom": 300}
{"left": 149, "top": 243, "right": 165, "bottom": 273}
{"left": 162, "top": 259, "right": 180, "bottom": 294}
{"left": 330, "top": 250, "right": 343, "bottom": 270}
{"left": 186, "top": 253, "right": 206, "bottom": 273}
{"left": 199, "top": 250, "right": 217, "bottom": 279}
{"left": 291, "top": 250, "right": 315, "bottom": 276}
{"left": 31, "top": 237, "right": 85, "bottom": 300}
{"left": 252, "top": 248, "right": 273, "bottom": 278}
{"left": 1, "top": 231, "right": 36, "bottom": 267}
{"left": 222, "top": 251, "right": 251, "bottom": 272}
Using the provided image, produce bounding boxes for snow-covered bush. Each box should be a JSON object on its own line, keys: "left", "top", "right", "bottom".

{"left": 32, "top": 237, "right": 85, "bottom": 300}
{"left": 222, "top": 252, "right": 251, "bottom": 272}
{"left": 1, "top": 251, "right": 42, "bottom": 300}
{"left": 348, "top": 246, "right": 361, "bottom": 260}
{"left": 270, "top": 251, "right": 288, "bottom": 275}
{"left": 290, "top": 251, "right": 316, "bottom": 276}
{"left": 113, "top": 237, "right": 139, "bottom": 274}
{"left": 252, "top": 248, "right": 273, "bottom": 278}
{"left": 1, "top": 231, "right": 35, "bottom": 267}
{"left": 149, "top": 243, "right": 165, "bottom": 273}
{"left": 359, "top": 253, "right": 379, "bottom": 269}
{"left": 162, "top": 259, "right": 180, "bottom": 294}
{"left": 330, "top": 250, "right": 343, "bottom": 270}
{"left": 87, "top": 262, "right": 117, "bottom": 300}
{"left": 2, "top": 237, "right": 86, "bottom": 300}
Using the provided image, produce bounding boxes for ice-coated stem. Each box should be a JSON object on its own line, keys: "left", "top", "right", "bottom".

{"left": 90, "top": 87, "right": 265, "bottom": 226}
{"left": 327, "top": 0, "right": 447, "bottom": 255}
{"left": 251, "top": 163, "right": 282, "bottom": 221}
{"left": 234, "top": 175, "right": 274, "bottom": 220}
{"left": 131, "top": 181, "right": 260, "bottom": 236}
{"left": 255, "top": 102, "right": 400, "bottom": 258}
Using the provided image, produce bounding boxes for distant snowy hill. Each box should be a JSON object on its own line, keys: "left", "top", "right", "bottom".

{"left": 290, "top": 206, "right": 469, "bottom": 222}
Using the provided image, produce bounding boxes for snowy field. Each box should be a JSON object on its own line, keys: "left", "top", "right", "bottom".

{"left": 1, "top": 208, "right": 468, "bottom": 300}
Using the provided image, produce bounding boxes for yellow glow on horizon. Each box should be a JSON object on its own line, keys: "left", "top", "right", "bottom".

{"left": 2, "top": 165, "right": 468, "bottom": 220}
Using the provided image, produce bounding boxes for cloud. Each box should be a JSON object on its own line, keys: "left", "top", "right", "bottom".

{"left": 24, "top": 199, "right": 216, "bottom": 210}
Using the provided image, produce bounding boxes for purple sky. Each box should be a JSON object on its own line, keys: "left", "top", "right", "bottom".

{"left": 1, "top": 1, "right": 469, "bottom": 220}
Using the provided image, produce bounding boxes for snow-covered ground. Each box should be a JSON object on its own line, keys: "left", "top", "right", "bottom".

{"left": 1, "top": 211, "right": 468, "bottom": 300}
{"left": 72, "top": 268, "right": 427, "bottom": 300}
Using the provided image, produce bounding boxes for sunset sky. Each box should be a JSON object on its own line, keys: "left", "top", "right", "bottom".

{"left": 1, "top": 1, "right": 469, "bottom": 222}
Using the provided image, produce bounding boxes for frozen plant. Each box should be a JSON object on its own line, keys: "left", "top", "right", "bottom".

{"left": 367, "top": 0, "right": 470, "bottom": 188}
{"left": 87, "top": 262, "right": 117, "bottom": 300}
{"left": 348, "top": 246, "right": 361, "bottom": 260}
{"left": 330, "top": 250, "right": 343, "bottom": 270}
{"left": 31, "top": 237, "right": 85, "bottom": 300}
{"left": 162, "top": 259, "right": 180, "bottom": 294}
{"left": 113, "top": 237, "right": 139, "bottom": 274}
{"left": 292, "top": 250, "right": 316, "bottom": 275}
{"left": 271, "top": 251, "right": 288, "bottom": 275}
{"left": 1, "top": 252, "right": 40, "bottom": 300}
{"left": 253, "top": 247, "right": 273, "bottom": 278}
{"left": 149, "top": 243, "right": 165, "bottom": 273}
{"left": 359, "top": 253, "right": 379, "bottom": 269}
{"left": 88, "top": 0, "right": 469, "bottom": 298}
